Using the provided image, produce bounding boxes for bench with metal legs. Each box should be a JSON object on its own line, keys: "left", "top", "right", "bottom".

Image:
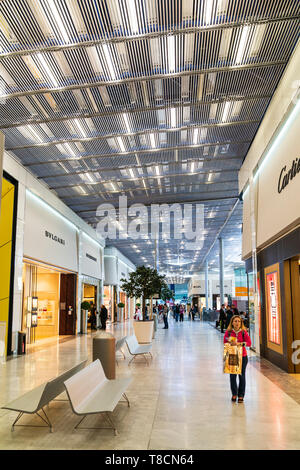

{"left": 11, "top": 407, "right": 53, "bottom": 432}
{"left": 115, "top": 336, "right": 127, "bottom": 366}
{"left": 125, "top": 335, "right": 153, "bottom": 366}
{"left": 64, "top": 359, "right": 132, "bottom": 435}
{"left": 2, "top": 360, "right": 87, "bottom": 433}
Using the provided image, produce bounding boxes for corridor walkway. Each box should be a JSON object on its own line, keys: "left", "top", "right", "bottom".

{"left": 0, "top": 320, "right": 300, "bottom": 450}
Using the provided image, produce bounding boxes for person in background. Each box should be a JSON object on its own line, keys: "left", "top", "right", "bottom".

{"left": 191, "top": 305, "right": 197, "bottom": 321}
{"left": 90, "top": 302, "right": 97, "bottom": 330}
{"left": 224, "top": 315, "right": 251, "bottom": 403}
{"left": 179, "top": 304, "right": 185, "bottom": 322}
{"left": 100, "top": 304, "right": 108, "bottom": 330}
{"left": 174, "top": 304, "right": 180, "bottom": 322}
{"left": 225, "top": 305, "right": 233, "bottom": 328}
{"left": 163, "top": 303, "right": 169, "bottom": 329}
{"left": 218, "top": 304, "right": 227, "bottom": 333}
{"left": 135, "top": 307, "right": 142, "bottom": 321}
{"left": 232, "top": 307, "right": 239, "bottom": 316}
{"left": 240, "top": 311, "right": 249, "bottom": 329}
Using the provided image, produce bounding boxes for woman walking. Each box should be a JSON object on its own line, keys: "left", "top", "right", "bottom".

{"left": 224, "top": 315, "right": 251, "bottom": 403}
{"left": 179, "top": 304, "right": 185, "bottom": 322}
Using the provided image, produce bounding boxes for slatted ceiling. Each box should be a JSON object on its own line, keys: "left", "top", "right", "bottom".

{"left": 0, "top": 68, "right": 283, "bottom": 128}
{"left": 0, "top": 25, "right": 298, "bottom": 97}
{"left": 1, "top": 1, "right": 299, "bottom": 276}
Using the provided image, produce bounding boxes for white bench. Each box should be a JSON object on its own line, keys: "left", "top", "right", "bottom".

{"left": 115, "top": 336, "right": 127, "bottom": 363}
{"left": 64, "top": 359, "right": 132, "bottom": 435}
{"left": 125, "top": 335, "right": 153, "bottom": 365}
{"left": 2, "top": 359, "right": 87, "bottom": 432}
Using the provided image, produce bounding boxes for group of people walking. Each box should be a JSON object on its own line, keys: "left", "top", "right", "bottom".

{"left": 89, "top": 303, "right": 108, "bottom": 331}
{"left": 218, "top": 304, "right": 249, "bottom": 333}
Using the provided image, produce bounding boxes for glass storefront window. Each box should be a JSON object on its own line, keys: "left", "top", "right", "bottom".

{"left": 247, "top": 272, "right": 256, "bottom": 350}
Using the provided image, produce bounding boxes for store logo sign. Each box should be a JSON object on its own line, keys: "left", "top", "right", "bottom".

{"left": 45, "top": 230, "right": 65, "bottom": 245}
{"left": 86, "top": 253, "right": 97, "bottom": 262}
{"left": 278, "top": 158, "right": 300, "bottom": 193}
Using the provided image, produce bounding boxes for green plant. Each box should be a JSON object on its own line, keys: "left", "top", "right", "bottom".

{"left": 136, "top": 303, "right": 141, "bottom": 307}
{"left": 161, "top": 286, "right": 174, "bottom": 302}
{"left": 121, "top": 266, "right": 167, "bottom": 320}
{"left": 118, "top": 302, "right": 125, "bottom": 308}
{"left": 81, "top": 301, "right": 91, "bottom": 311}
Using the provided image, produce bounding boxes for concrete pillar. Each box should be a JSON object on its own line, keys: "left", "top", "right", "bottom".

{"left": 155, "top": 239, "right": 159, "bottom": 272}
{"left": 219, "top": 237, "right": 224, "bottom": 305}
{"left": 205, "top": 260, "right": 209, "bottom": 309}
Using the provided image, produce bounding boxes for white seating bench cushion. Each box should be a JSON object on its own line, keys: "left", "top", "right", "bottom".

{"left": 64, "top": 360, "right": 132, "bottom": 414}
{"left": 134, "top": 344, "right": 152, "bottom": 355}
{"left": 126, "top": 336, "right": 152, "bottom": 355}
{"left": 76, "top": 377, "right": 131, "bottom": 414}
{"left": 2, "top": 384, "right": 46, "bottom": 413}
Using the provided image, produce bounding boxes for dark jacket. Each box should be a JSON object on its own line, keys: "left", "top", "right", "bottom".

{"left": 100, "top": 306, "right": 108, "bottom": 320}
{"left": 219, "top": 308, "right": 227, "bottom": 322}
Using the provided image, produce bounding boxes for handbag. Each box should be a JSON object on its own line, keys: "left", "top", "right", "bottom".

{"left": 223, "top": 342, "right": 243, "bottom": 374}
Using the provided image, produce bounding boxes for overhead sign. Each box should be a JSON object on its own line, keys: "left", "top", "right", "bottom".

{"left": 278, "top": 157, "right": 300, "bottom": 193}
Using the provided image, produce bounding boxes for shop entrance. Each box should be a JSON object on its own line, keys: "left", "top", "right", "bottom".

{"left": 82, "top": 283, "right": 97, "bottom": 330}
{"left": 285, "top": 256, "right": 300, "bottom": 373}
{"left": 119, "top": 291, "right": 128, "bottom": 321}
{"left": 59, "top": 274, "right": 77, "bottom": 336}
{"left": 22, "top": 263, "right": 77, "bottom": 342}
{"left": 103, "top": 285, "right": 118, "bottom": 323}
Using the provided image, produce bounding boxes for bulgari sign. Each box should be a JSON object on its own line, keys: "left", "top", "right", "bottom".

{"left": 24, "top": 192, "right": 78, "bottom": 272}
{"left": 278, "top": 157, "right": 300, "bottom": 193}
{"left": 45, "top": 230, "right": 66, "bottom": 245}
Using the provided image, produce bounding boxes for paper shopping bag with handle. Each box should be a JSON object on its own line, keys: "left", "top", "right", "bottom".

{"left": 223, "top": 343, "right": 243, "bottom": 374}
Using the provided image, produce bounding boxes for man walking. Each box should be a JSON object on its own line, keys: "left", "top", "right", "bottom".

{"left": 100, "top": 304, "right": 108, "bottom": 330}
{"left": 218, "top": 304, "right": 227, "bottom": 333}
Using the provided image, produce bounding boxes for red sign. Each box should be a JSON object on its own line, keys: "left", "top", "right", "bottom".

{"left": 266, "top": 271, "right": 280, "bottom": 345}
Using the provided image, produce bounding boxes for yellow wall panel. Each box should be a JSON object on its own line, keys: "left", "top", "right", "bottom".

{"left": 0, "top": 176, "right": 15, "bottom": 355}
{"left": 0, "top": 186, "right": 14, "bottom": 247}
{"left": 1, "top": 178, "right": 13, "bottom": 198}
{"left": 0, "top": 242, "right": 12, "bottom": 300}
{"left": 0, "top": 298, "right": 9, "bottom": 325}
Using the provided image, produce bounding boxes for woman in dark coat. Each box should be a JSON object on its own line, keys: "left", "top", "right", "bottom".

{"left": 100, "top": 304, "right": 108, "bottom": 330}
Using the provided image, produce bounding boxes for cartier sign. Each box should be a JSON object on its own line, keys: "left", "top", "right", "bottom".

{"left": 278, "top": 158, "right": 300, "bottom": 193}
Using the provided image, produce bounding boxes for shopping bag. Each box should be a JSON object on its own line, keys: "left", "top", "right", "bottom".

{"left": 223, "top": 343, "right": 243, "bottom": 374}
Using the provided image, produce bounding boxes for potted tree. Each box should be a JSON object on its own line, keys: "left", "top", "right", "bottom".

{"left": 80, "top": 301, "right": 91, "bottom": 334}
{"left": 121, "top": 266, "right": 167, "bottom": 343}
{"left": 117, "top": 302, "right": 125, "bottom": 322}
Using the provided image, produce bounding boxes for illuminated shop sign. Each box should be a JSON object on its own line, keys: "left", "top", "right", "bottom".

{"left": 278, "top": 157, "right": 300, "bottom": 193}
{"left": 266, "top": 271, "right": 280, "bottom": 345}
{"left": 45, "top": 230, "right": 65, "bottom": 245}
{"left": 86, "top": 253, "right": 97, "bottom": 262}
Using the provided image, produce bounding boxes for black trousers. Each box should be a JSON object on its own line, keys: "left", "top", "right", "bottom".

{"left": 163, "top": 315, "right": 168, "bottom": 329}
{"left": 230, "top": 356, "right": 248, "bottom": 398}
{"left": 100, "top": 318, "right": 107, "bottom": 330}
{"left": 179, "top": 314, "right": 184, "bottom": 322}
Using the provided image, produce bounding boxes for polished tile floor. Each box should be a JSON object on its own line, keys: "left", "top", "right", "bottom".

{"left": 0, "top": 319, "right": 300, "bottom": 450}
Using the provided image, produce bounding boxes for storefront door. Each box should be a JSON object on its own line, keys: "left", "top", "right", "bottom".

{"left": 285, "top": 257, "right": 300, "bottom": 373}
{"left": 59, "top": 274, "right": 76, "bottom": 335}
